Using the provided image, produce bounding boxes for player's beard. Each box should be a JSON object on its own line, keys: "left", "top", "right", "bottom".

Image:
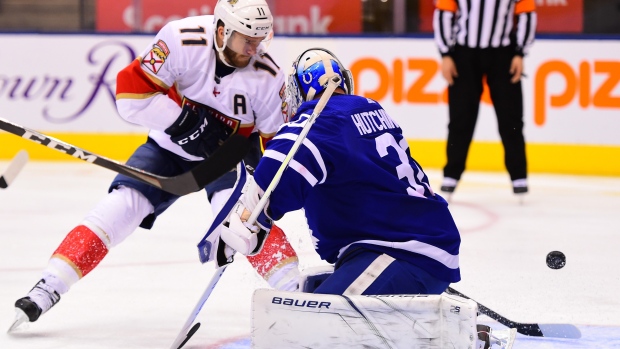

{"left": 222, "top": 46, "right": 252, "bottom": 68}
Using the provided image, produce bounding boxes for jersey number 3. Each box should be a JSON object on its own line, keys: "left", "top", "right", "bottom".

{"left": 375, "top": 133, "right": 429, "bottom": 198}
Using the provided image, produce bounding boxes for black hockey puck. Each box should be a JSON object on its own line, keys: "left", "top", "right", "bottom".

{"left": 546, "top": 251, "right": 566, "bottom": 269}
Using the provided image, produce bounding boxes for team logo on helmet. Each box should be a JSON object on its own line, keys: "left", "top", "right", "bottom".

{"left": 142, "top": 40, "right": 170, "bottom": 74}
{"left": 228, "top": 0, "right": 239, "bottom": 5}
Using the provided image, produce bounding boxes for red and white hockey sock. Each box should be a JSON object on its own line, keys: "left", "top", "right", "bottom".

{"left": 247, "top": 224, "right": 300, "bottom": 291}
{"left": 40, "top": 187, "right": 152, "bottom": 295}
{"left": 44, "top": 223, "right": 110, "bottom": 294}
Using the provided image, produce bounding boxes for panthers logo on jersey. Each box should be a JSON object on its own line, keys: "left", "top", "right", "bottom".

{"left": 142, "top": 40, "right": 170, "bottom": 74}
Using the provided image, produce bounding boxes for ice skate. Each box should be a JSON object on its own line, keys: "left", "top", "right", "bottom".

{"left": 512, "top": 178, "right": 528, "bottom": 194}
{"left": 440, "top": 177, "right": 458, "bottom": 201}
{"left": 477, "top": 324, "right": 517, "bottom": 349}
{"left": 9, "top": 279, "right": 60, "bottom": 332}
{"left": 512, "top": 178, "right": 528, "bottom": 204}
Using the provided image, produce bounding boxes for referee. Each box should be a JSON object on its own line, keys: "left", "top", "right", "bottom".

{"left": 433, "top": 0, "right": 536, "bottom": 195}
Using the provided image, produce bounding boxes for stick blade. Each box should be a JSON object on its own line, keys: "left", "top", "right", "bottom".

{"left": 174, "top": 322, "right": 201, "bottom": 349}
{"left": 0, "top": 150, "right": 29, "bottom": 189}
{"left": 446, "top": 288, "right": 581, "bottom": 339}
{"left": 527, "top": 323, "right": 581, "bottom": 339}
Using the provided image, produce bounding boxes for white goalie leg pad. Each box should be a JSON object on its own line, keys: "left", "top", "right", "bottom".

{"left": 252, "top": 289, "right": 479, "bottom": 349}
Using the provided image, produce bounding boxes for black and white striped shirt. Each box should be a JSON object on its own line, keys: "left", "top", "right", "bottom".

{"left": 433, "top": 0, "right": 537, "bottom": 56}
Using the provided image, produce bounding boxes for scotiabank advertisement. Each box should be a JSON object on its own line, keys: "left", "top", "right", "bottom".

{"left": 96, "top": 0, "right": 361, "bottom": 34}
{"left": 1, "top": 34, "right": 618, "bottom": 174}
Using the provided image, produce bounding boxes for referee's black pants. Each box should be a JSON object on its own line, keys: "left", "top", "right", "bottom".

{"left": 444, "top": 45, "right": 527, "bottom": 181}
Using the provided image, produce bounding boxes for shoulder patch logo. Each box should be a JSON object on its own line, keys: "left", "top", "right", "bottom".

{"left": 142, "top": 40, "right": 170, "bottom": 74}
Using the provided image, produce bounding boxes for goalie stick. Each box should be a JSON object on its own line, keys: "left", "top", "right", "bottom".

{"left": 446, "top": 287, "right": 581, "bottom": 339}
{"left": 171, "top": 76, "right": 343, "bottom": 349}
{"left": 0, "top": 117, "right": 250, "bottom": 196}
{"left": 170, "top": 160, "right": 250, "bottom": 348}
{"left": 0, "top": 150, "right": 29, "bottom": 189}
{"left": 171, "top": 74, "right": 343, "bottom": 349}
{"left": 169, "top": 265, "right": 228, "bottom": 349}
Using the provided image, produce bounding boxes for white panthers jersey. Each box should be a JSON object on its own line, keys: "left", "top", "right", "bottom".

{"left": 116, "top": 15, "right": 286, "bottom": 160}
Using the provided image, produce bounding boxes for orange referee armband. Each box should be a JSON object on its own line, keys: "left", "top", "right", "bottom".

{"left": 435, "top": 0, "right": 457, "bottom": 12}
{"left": 515, "top": 0, "right": 536, "bottom": 14}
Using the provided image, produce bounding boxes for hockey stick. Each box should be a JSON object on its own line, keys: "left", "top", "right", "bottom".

{"left": 247, "top": 75, "right": 341, "bottom": 225}
{"left": 175, "top": 76, "right": 341, "bottom": 348}
{"left": 169, "top": 265, "right": 228, "bottom": 349}
{"left": 0, "top": 150, "right": 29, "bottom": 189}
{"left": 171, "top": 163, "right": 250, "bottom": 347}
{"left": 0, "top": 117, "right": 250, "bottom": 196}
{"left": 446, "top": 287, "right": 581, "bottom": 339}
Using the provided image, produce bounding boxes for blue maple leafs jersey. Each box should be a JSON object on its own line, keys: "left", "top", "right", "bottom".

{"left": 254, "top": 94, "right": 461, "bottom": 282}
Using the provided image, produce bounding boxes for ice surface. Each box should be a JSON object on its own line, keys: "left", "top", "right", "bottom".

{"left": 1, "top": 162, "right": 619, "bottom": 349}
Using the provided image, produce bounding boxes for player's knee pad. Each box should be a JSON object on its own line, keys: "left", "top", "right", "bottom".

{"left": 83, "top": 186, "right": 154, "bottom": 247}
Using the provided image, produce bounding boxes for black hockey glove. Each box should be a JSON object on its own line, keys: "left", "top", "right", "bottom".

{"left": 165, "top": 104, "right": 231, "bottom": 157}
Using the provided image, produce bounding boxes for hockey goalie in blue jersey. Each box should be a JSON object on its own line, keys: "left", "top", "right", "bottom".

{"left": 221, "top": 48, "right": 461, "bottom": 295}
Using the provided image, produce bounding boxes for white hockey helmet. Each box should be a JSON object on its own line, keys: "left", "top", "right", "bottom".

{"left": 285, "top": 48, "right": 354, "bottom": 118}
{"left": 213, "top": 0, "right": 274, "bottom": 64}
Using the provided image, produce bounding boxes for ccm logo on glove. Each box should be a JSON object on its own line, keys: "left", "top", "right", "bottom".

{"left": 176, "top": 116, "right": 208, "bottom": 145}
{"left": 165, "top": 101, "right": 236, "bottom": 157}
{"left": 165, "top": 104, "right": 212, "bottom": 157}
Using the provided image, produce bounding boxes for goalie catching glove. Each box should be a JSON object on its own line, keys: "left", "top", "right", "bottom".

{"left": 220, "top": 175, "right": 273, "bottom": 256}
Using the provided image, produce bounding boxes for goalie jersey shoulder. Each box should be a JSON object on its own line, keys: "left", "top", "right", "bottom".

{"left": 289, "top": 95, "right": 404, "bottom": 156}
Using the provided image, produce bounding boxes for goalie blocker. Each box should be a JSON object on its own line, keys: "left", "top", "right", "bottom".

{"left": 252, "top": 289, "right": 516, "bottom": 349}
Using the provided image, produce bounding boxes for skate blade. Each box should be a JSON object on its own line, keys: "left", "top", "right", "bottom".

{"left": 8, "top": 308, "right": 29, "bottom": 333}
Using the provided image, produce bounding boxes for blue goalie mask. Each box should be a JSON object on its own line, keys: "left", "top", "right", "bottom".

{"left": 285, "top": 48, "right": 354, "bottom": 119}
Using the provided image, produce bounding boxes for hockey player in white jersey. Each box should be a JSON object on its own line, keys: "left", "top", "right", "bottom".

{"left": 10, "top": 0, "right": 299, "bottom": 331}
{"left": 220, "top": 48, "right": 462, "bottom": 296}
